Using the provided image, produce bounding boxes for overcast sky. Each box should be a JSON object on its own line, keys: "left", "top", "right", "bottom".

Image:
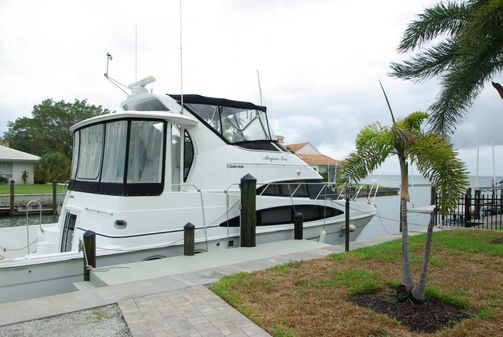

{"left": 0, "top": 0, "right": 501, "bottom": 178}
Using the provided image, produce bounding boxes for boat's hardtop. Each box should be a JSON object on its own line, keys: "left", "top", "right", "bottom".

{"left": 69, "top": 110, "right": 198, "bottom": 132}
{"left": 168, "top": 94, "right": 267, "bottom": 112}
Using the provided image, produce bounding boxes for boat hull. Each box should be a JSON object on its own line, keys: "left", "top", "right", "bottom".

{"left": 0, "top": 213, "right": 373, "bottom": 304}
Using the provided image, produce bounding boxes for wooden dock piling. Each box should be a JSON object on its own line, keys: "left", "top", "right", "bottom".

{"left": 52, "top": 181, "right": 57, "bottom": 214}
{"left": 294, "top": 212, "right": 303, "bottom": 240}
{"left": 184, "top": 222, "right": 195, "bottom": 256}
{"left": 240, "top": 174, "right": 256, "bottom": 247}
{"left": 9, "top": 180, "right": 15, "bottom": 216}
{"left": 83, "top": 230, "right": 96, "bottom": 281}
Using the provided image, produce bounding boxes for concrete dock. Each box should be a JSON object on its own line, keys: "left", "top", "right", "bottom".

{"left": 0, "top": 234, "right": 405, "bottom": 336}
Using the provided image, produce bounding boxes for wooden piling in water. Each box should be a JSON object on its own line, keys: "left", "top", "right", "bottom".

{"left": 9, "top": 180, "right": 15, "bottom": 216}
{"left": 52, "top": 181, "right": 58, "bottom": 214}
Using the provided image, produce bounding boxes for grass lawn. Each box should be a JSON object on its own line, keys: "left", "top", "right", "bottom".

{"left": 210, "top": 229, "right": 503, "bottom": 337}
{"left": 0, "top": 184, "right": 67, "bottom": 195}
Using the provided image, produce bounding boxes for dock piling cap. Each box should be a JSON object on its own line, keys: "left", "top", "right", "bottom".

{"left": 241, "top": 173, "right": 256, "bottom": 183}
{"left": 83, "top": 230, "right": 96, "bottom": 239}
{"left": 184, "top": 222, "right": 195, "bottom": 231}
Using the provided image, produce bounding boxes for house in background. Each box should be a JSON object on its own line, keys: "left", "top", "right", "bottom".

{"left": 0, "top": 144, "right": 40, "bottom": 184}
{"left": 286, "top": 142, "right": 341, "bottom": 182}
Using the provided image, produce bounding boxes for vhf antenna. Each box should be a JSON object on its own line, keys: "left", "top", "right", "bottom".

{"left": 179, "top": 0, "right": 184, "bottom": 114}
{"left": 257, "top": 69, "right": 263, "bottom": 105}
{"left": 104, "top": 52, "right": 129, "bottom": 95}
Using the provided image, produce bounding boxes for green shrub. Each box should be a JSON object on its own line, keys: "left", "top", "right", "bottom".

{"left": 34, "top": 152, "right": 71, "bottom": 183}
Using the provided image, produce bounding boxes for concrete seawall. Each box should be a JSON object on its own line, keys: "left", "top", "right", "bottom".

{"left": 0, "top": 193, "right": 66, "bottom": 208}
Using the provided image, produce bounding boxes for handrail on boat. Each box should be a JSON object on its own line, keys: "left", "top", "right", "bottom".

{"left": 25, "top": 200, "right": 43, "bottom": 255}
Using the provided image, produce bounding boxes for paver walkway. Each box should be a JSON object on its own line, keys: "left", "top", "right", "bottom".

{"left": 119, "top": 286, "right": 270, "bottom": 337}
{"left": 0, "top": 233, "right": 422, "bottom": 336}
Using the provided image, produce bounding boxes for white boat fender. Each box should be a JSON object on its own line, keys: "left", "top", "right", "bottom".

{"left": 318, "top": 229, "right": 327, "bottom": 243}
{"left": 340, "top": 224, "right": 356, "bottom": 236}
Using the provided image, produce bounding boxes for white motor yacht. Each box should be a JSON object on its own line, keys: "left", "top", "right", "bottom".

{"left": 0, "top": 77, "right": 377, "bottom": 303}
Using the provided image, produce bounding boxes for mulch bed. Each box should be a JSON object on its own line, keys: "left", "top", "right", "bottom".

{"left": 350, "top": 291, "right": 471, "bottom": 333}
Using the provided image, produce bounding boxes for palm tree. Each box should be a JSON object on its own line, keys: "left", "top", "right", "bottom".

{"left": 342, "top": 111, "right": 468, "bottom": 302}
{"left": 390, "top": 0, "right": 503, "bottom": 136}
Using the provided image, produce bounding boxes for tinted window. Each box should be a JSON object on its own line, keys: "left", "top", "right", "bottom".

{"left": 183, "top": 130, "right": 194, "bottom": 182}
{"left": 258, "top": 181, "right": 310, "bottom": 198}
{"left": 219, "top": 205, "right": 343, "bottom": 227}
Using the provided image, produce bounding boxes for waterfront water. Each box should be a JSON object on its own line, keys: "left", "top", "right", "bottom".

{"left": 0, "top": 213, "right": 59, "bottom": 227}
{"left": 356, "top": 175, "right": 498, "bottom": 242}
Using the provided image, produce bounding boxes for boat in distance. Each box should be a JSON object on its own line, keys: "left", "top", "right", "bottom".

{"left": 0, "top": 76, "right": 377, "bottom": 303}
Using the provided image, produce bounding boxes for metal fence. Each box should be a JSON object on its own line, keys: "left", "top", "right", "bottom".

{"left": 435, "top": 187, "right": 503, "bottom": 230}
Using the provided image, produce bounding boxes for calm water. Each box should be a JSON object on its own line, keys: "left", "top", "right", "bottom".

{"left": 0, "top": 213, "right": 60, "bottom": 227}
{"left": 356, "top": 175, "right": 498, "bottom": 241}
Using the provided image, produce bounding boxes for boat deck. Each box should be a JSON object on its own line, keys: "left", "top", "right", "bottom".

{"left": 91, "top": 239, "right": 332, "bottom": 287}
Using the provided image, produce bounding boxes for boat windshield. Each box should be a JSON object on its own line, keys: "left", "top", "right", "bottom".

{"left": 186, "top": 103, "right": 272, "bottom": 143}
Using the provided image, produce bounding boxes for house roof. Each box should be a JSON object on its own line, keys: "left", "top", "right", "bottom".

{"left": 298, "top": 153, "right": 341, "bottom": 166}
{"left": 286, "top": 142, "right": 308, "bottom": 152}
{"left": 0, "top": 145, "right": 40, "bottom": 162}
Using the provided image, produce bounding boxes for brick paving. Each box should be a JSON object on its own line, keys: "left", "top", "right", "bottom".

{"left": 119, "top": 286, "right": 270, "bottom": 337}
{"left": 0, "top": 234, "right": 416, "bottom": 336}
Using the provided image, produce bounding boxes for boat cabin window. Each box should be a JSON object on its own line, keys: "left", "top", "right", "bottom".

{"left": 171, "top": 125, "right": 181, "bottom": 190}
{"left": 123, "top": 97, "right": 169, "bottom": 111}
{"left": 77, "top": 124, "right": 104, "bottom": 180}
{"left": 219, "top": 205, "right": 343, "bottom": 227}
{"left": 183, "top": 130, "right": 194, "bottom": 182}
{"left": 128, "top": 121, "right": 164, "bottom": 183}
{"left": 101, "top": 121, "right": 127, "bottom": 183}
{"left": 69, "top": 118, "right": 166, "bottom": 196}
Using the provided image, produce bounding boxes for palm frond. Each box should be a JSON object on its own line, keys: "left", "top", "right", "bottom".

{"left": 398, "top": 1, "right": 471, "bottom": 52}
{"left": 342, "top": 124, "right": 393, "bottom": 184}
{"left": 396, "top": 111, "right": 429, "bottom": 132}
{"left": 390, "top": 39, "right": 458, "bottom": 81}
{"left": 428, "top": 44, "right": 502, "bottom": 135}
{"left": 410, "top": 134, "right": 469, "bottom": 214}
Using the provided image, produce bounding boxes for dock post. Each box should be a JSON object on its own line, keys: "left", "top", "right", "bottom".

{"left": 430, "top": 185, "right": 437, "bottom": 205}
{"left": 294, "top": 212, "right": 303, "bottom": 240}
{"left": 52, "top": 180, "right": 57, "bottom": 214}
{"left": 184, "top": 222, "right": 195, "bottom": 256}
{"left": 9, "top": 180, "right": 15, "bottom": 216}
{"left": 474, "top": 190, "right": 481, "bottom": 219}
{"left": 240, "top": 174, "right": 256, "bottom": 247}
{"left": 464, "top": 188, "right": 471, "bottom": 227}
{"left": 83, "top": 230, "right": 96, "bottom": 281}
{"left": 345, "top": 197, "right": 350, "bottom": 252}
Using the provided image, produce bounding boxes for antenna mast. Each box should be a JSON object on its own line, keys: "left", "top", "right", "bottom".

{"left": 179, "top": 0, "right": 184, "bottom": 113}
{"left": 104, "top": 52, "right": 129, "bottom": 95}
{"left": 257, "top": 69, "right": 263, "bottom": 105}
{"left": 135, "top": 25, "right": 138, "bottom": 82}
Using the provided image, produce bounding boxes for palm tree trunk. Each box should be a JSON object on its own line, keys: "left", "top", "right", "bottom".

{"left": 411, "top": 208, "right": 436, "bottom": 302}
{"left": 399, "top": 157, "right": 414, "bottom": 292}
